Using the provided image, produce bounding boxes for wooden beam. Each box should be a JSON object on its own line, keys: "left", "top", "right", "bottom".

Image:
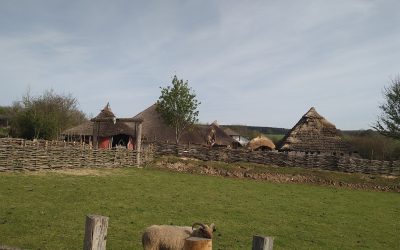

{"left": 252, "top": 235, "right": 274, "bottom": 250}
{"left": 136, "top": 122, "right": 142, "bottom": 166}
{"left": 83, "top": 215, "right": 109, "bottom": 250}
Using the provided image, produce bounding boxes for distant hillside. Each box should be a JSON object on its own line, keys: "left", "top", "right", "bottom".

{"left": 222, "top": 125, "right": 290, "bottom": 138}
{"left": 341, "top": 129, "right": 378, "bottom": 136}
{"left": 222, "top": 125, "right": 368, "bottom": 137}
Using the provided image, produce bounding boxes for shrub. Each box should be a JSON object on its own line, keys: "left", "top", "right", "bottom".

{"left": 344, "top": 130, "right": 400, "bottom": 160}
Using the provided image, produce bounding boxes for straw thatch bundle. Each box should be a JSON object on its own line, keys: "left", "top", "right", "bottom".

{"left": 247, "top": 135, "right": 275, "bottom": 151}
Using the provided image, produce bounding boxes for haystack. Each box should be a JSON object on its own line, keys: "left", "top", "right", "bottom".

{"left": 278, "top": 107, "right": 351, "bottom": 154}
{"left": 247, "top": 135, "right": 275, "bottom": 151}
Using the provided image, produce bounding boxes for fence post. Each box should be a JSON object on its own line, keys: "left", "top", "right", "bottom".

{"left": 83, "top": 215, "right": 109, "bottom": 250}
{"left": 136, "top": 122, "right": 142, "bottom": 166}
{"left": 183, "top": 237, "right": 212, "bottom": 250}
{"left": 252, "top": 235, "right": 273, "bottom": 250}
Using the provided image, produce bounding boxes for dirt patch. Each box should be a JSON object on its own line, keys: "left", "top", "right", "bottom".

{"left": 153, "top": 160, "right": 400, "bottom": 192}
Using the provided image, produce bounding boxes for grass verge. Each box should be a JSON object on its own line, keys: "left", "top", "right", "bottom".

{"left": 0, "top": 167, "right": 399, "bottom": 249}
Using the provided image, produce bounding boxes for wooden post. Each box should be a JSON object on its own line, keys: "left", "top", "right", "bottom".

{"left": 183, "top": 237, "right": 212, "bottom": 250}
{"left": 252, "top": 235, "right": 273, "bottom": 250}
{"left": 136, "top": 122, "right": 142, "bottom": 166}
{"left": 83, "top": 215, "right": 109, "bottom": 250}
{"left": 92, "top": 122, "right": 98, "bottom": 149}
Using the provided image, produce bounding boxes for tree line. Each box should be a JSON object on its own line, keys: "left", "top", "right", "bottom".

{"left": 0, "top": 90, "right": 87, "bottom": 140}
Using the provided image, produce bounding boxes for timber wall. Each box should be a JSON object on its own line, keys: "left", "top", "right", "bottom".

{"left": 0, "top": 138, "right": 154, "bottom": 172}
{"left": 155, "top": 142, "right": 400, "bottom": 176}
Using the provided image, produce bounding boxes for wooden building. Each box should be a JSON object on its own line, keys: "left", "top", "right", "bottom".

{"left": 62, "top": 103, "right": 140, "bottom": 149}
{"left": 278, "top": 107, "right": 353, "bottom": 155}
{"left": 133, "top": 104, "right": 236, "bottom": 147}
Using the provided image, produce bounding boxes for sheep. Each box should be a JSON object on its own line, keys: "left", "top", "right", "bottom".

{"left": 142, "top": 222, "right": 216, "bottom": 250}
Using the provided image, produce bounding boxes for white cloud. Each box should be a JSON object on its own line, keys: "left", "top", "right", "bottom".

{"left": 0, "top": 0, "right": 399, "bottom": 129}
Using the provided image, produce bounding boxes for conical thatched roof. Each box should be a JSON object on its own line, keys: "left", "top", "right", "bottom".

{"left": 133, "top": 104, "right": 235, "bottom": 146}
{"left": 278, "top": 107, "right": 351, "bottom": 154}
{"left": 247, "top": 135, "right": 275, "bottom": 151}
{"left": 95, "top": 102, "right": 116, "bottom": 119}
{"left": 202, "top": 121, "right": 237, "bottom": 146}
{"left": 62, "top": 103, "right": 135, "bottom": 137}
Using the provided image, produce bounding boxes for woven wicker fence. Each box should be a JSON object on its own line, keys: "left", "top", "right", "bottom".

{"left": 155, "top": 142, "right": 400, "bottom": 176}
{"left": 1, "top": 138, "right": 399, "bottom": 176}
{"left": 0, "top": 138, "right": 154, "bottom": 172}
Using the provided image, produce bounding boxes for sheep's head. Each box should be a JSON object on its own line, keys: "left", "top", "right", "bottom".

{"left": 191, "top": 223, "right": 216, "bottom": 239}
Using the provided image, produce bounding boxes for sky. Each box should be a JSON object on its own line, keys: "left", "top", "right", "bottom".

{"left": 0, "top": 0, "right": 399, "bottom": 130}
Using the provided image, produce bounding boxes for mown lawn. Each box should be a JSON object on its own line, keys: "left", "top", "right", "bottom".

{"left": 0, "top": 167, "right": 399, "bottom": 250}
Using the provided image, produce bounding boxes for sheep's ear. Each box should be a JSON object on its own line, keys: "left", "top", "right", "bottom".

{"left": 210, "top": 223, "right": 216, "bottom": 232}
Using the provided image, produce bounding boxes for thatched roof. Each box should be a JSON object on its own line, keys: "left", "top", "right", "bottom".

{"left": 278, "top": 107, "right": 351, "bottom": 154}
{"left": 201, "top": 121, "right": 237, "bottom": 147}
{"left": 62, "top": 121, "right": 93, "bottom": 136}
{"left": 133, "top": 104, "right": 235, "bottom": 146}
{"left": 247, "top": 135, "right": 275, "bottom": 151}
{"left": 62, "top": 103, "right": 135, "bottom": 137}
{"left": 95, "top": 102, "right": 116, "bottom": 119}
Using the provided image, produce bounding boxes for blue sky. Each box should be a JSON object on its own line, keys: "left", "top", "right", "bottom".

{"left": 0, "top": 0, "right": 399, "bottom": 130}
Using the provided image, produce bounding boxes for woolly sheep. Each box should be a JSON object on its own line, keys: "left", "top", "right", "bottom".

{"left": 142, "top": 222, "right": 216, "bottom": 250}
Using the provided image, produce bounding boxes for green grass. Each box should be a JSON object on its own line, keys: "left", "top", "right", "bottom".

{"left": 0, "top": 167, "right": 399, "bottom": 250}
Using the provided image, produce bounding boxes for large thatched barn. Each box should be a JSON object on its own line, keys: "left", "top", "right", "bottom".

{"left": 62, "top": 103, "right": 137, "bottom": 149}
{"left": 278, "top": 107, "right": 352, "bottom": 155}
{"left": 133, "top": 104, "right": 236, "bottom": 147}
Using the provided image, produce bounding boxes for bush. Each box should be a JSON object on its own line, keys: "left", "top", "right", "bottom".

{"left": 344, "top": 130, "right": 400, "bottom": 160}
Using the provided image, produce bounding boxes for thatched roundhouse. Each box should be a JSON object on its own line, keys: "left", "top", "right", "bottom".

{"left": 133, "top": 104, "right": 236, "bottom": 147}
{"left": 62, "top": 121, "right": 93, "bottom": 140}
{"left": 62, "top": 103, "right": 137, "bottom": 149}
{"left": 247, "top": 135, "right": 275, "bottom": 151}
{"left": 278, "top": 107, "right": 352, "bottom": 155}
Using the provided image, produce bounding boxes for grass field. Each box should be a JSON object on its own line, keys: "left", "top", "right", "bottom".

{"left": 0, "top": 167, "right": 399, "bottom": 250}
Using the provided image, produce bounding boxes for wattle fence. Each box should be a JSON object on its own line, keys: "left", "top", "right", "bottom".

{"left": 155, "top": 142, "right": 400, "bottom": 176}
{"left": 0, "top": 138, "right": 399, "bottom": 176}
{"left": 0, "top": 138, "right": 154, "bottom": 172}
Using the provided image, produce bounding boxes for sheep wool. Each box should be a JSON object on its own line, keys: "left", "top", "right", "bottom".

{"left": 142, "top": 225, "right": 193, "bottom": 250}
